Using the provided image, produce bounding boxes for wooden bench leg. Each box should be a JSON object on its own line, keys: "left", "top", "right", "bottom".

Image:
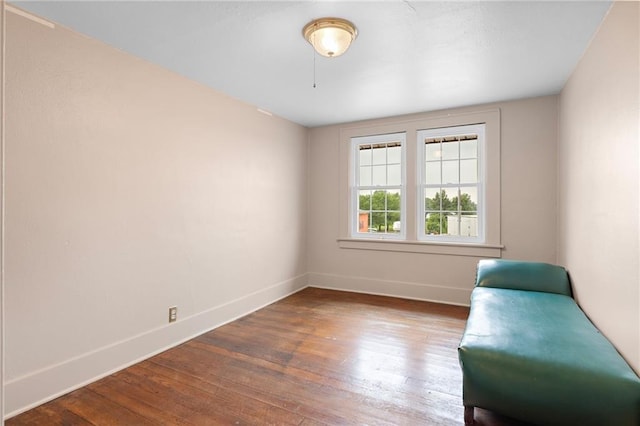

{"left": 464, "top": 406, "right": 475, "bottom": 425}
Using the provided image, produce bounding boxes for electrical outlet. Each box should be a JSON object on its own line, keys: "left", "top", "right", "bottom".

{"left": 169, "top": 306, "right": 177, "bottom": 323}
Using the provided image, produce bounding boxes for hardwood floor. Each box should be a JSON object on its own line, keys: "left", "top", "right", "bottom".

{"left": 7, "top": 288, "right": 530, "bottom": 425}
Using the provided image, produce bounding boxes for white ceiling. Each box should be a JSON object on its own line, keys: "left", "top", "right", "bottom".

{"left": 14, "top": 1, "right": 611, "bottom": 127}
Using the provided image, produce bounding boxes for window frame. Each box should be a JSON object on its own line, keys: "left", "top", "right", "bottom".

{"left": 349, "top": 132, "right": 407, "bottom": 240}
{"left": 338, "top": 109, "right": 502, "bottom": 258}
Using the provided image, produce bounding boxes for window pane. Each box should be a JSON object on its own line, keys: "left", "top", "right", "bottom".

{"left": 445, "top": 214, "right": 460, "bottom": 236}
{"left": 386, "top": 212, "right": 401, "bottom": 233}
{"left": 441, "top": 140, "right": 458, "bottom": 160}
{"left": 357, "top": 211, "right": 371, "bottom": 233}
{"left": 459, "top": 187, "right": 478, "bottom": 211}
{"left": 359, "top": 166, "right": 371, "bottom": 186}
{"left": 458, "top": 214, "right": 478, "bottom": 237}
{"left": 460, "top": 139, "right": 477, "bottom": 159}
{"left": 358, "top": 190, "right": 372, "bottom": 211}
{"left": 442, "top": 161, "right": 459, "bottom": 184}
{"left": 425, "top": 162, "right": 441, "bottom": 184}
{"left": 426, "top": 143, "right": 441, "bottom": 161}
{"left": 388, "top": 145, "right": 401, "bottom": 164}
{"left": 372, "top": 165, "right": 386, "bottom": 186}
{"left": 425, "top": 212, "right": 446, "bottom": 235}
{"left": 460, "top": 159, "right": 477, "bottom": 183}
{"left": 425, "top": 188, "right": 444, "bottom": 211}
{"left": 359, "top": 146, "right": 372, "bottom": 166}
{"left": 443, "top": 189, "right": 457, "bottom": 211}
{"left": 371, "top": 211, "right": 386, "bottom": 232}
{"left": 386, "top": 190, "right": 401, "bottom": 211}
{"left": 372, "top": 146, "right": 386, "bottom": 165}
{"left": 391, "top": 216, "right": 402, "bottom": 232}
{"left": 387, "top": 164, "right": 401, "bottom": 186}
{"left": 370, "top": 190, "right": 386, "bottom": 211}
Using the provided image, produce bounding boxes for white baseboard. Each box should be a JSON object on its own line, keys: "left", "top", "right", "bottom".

{"left": 4, "top": 274, "right": 309, "bottom": 419}
{"left": 307, "top": 272, "right": 472, "bottom": 306}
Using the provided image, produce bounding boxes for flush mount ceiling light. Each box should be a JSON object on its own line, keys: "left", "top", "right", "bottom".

{"left": 302, "top": 17, "right": 358, "bottom": 58}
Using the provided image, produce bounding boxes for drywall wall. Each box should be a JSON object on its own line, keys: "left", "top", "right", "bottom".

{"left": 4, "top": 10, "right": 308, "bottom": 416}
{"left": 558, "top": 2, "right": 639, "bottom": 372}
{"left": 308, "top": 95, "right": 558, "bottom": 304}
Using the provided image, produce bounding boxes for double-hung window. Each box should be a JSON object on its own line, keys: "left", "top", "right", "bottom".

{"left": 350, "top": 133, "right": 406, "bottom": 238}
{"left": 340, "top": 109, "right": 500, "bottom": 256}
{"left": 417, "top": 124, "right": 485, "bottom": 243}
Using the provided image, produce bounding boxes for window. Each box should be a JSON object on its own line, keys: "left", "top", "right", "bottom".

{"left": 339, "top": 109, "right": 501, "bottom": 257}
{"left": 350, "top": 133, "right": 405, "bottom": 239}
{"left": 418, "top": 124, "right": 485, "bottom": 243}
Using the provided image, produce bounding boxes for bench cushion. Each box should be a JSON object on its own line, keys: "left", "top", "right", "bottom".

{"left": 459, "top": 287, "right": 640, "bottom": 425}
{"left": 476, "top": 259, "right": 572, "bottom": 296}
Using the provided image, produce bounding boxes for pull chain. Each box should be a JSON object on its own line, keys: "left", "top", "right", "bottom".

{"left": 313, "top": 49, "right": 317, "bottom": 88}
{"left": 312, "top": 25, "right": 317, "bottom": 88}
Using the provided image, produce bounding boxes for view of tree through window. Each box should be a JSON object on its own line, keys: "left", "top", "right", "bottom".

{"left": 359, "top": 190, "right": 401, "bottom": 232}
{"left": 425, "top": 189, "right": 477, "bottom": 235}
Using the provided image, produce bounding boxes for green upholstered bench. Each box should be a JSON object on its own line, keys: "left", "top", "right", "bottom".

{"left": 458, "top": 259, "right": 640, "bottom": 425}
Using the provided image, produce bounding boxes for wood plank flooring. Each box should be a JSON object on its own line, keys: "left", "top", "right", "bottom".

{"left": 7, "top": 288, "right": 529, "bottom": 425}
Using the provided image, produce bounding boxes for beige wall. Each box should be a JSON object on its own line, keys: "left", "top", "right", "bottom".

{"left": 1, "top": 1, "right": 5, "bottom": 423}
{"left": 558, "top": 2, "right": 640, "bottom": 372}
{"left": 4, "top": 11, "right": 308, "bottom": 416}
{"left": 308, "top": 95, "right": 559, "bottom": 304}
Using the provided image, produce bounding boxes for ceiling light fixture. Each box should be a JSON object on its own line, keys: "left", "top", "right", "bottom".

{"left": 302, "top": 17, "right": 358, "bottom": 58}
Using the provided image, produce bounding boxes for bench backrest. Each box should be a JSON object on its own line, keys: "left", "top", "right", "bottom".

{"left": 476, "top": 259, "right": 572, "bottom": 297}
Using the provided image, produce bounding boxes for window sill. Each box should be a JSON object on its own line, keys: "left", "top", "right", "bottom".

{"left": 337, "top": 238, "right": 503, "bottom": 257}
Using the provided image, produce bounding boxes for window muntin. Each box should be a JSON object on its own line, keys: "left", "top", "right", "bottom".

{"left": 418, "top": 124, "right": 485, "bottom": 242}
{"left": 351, "top": 133, "right": 405, "bottom": 238}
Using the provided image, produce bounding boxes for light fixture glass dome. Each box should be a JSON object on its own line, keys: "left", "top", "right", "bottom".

{"left": 303, "top": 17, "right": 358, "bottom": 58}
